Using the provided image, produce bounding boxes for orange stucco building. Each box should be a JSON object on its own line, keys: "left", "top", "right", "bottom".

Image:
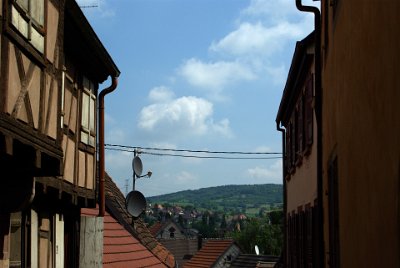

{"left": 321, "top": 0, "right": 400, "bottom": 267}
{"left": 279, "top": 0, "right": 400, "bottom": 267}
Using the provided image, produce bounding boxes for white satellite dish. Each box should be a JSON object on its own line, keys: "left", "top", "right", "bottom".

{"left": 255, "top": 245, "right": 260, "bottom": 255}
{"left": 125, "top": 190, "right": 147, "bottom": 217}
{"left": 132, "top": 156, "right": 143, "bottom": 177}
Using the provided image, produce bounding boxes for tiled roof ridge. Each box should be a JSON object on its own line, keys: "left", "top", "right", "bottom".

{"left": 183, "top": 239, "right": 236, "bottom": 268}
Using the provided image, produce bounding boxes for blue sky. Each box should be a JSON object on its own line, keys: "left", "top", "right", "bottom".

{"left": 77, "top": 0, "right": 316, "bottom": 197}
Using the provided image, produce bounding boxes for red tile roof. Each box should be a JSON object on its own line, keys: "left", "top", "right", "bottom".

{"left": 160, "top": 239, "right": 199, "bottom": 267}
{"left": 183, "top": 239, "right": 237, "bottom": 268}
{"left": 81, "top": 172, "right": 176, "bottom": 268}
{"left": 103, "top": 212, "right": 167, "bottom": 268}
{"left": 81, "top": 207, "right": 167, "bottom": 268}
{"left": 149, "top": 222, "right": 163, "bottom": 236}
{"left": 104, "top": 173, "right": 176, "bottom": 267}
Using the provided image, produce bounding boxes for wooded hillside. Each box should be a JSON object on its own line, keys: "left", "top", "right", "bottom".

{"left": 147, "top": 184, "right": 282, "bottom": 214}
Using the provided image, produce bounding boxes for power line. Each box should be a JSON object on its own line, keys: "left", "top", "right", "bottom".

{"left": 141, "top": 151, "right": 282, "bottom": 160}
{"left": 105, "top": 146, "right": 282, "bottom": 160}
{"left": 79, "top": 5, "right": 98, "bottom": 8}
{"left": 105, "top": 143, "right": 282, "bottom": 155}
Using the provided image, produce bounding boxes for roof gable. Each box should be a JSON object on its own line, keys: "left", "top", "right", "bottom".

{"left": 183, "top": 239, "right": 240, "bottom": 268}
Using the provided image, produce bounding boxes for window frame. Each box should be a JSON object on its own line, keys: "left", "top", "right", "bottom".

{"left": 9, "top": 0, "right": 46, "bottom": 55}
{"left": 80, "top": 76, "right": 97, "bottom": 148}
{"left": 285, "top": 72, "right": 314, "bottom": 175}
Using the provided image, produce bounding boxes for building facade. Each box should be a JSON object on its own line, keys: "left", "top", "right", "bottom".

{"left": 276, "top": 32, "right": 319, "bottom": 267}
{"left": 320, "top": 0, "right": 400, "bottom": 267}
{"left": 280, "top": 0, "right": 400, "bottom": 267}
{"left": 0, "top": 0, "right": 119, "bottom": 267}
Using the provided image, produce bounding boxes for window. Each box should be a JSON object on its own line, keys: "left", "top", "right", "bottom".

{"left": 285, "top": 73, "right": 314, "bottom": 175}
{"left": 81, "top": 77, "right": 96, "bottom": 147}
{"left": 286, "top": 121, "right": 292, "bottom": 174}
{"left": 169, "top": 227, "right": 176, "bottom": 238}
{"left": 297, "top": 96, "right": 304, "bottom": 156}
{"left": 305, "top": 74, "right": 314, "bottom": 148}
{"left": 9, "top": 210, "right": 37, "bottom": 268}
{"left": 287, "top": 207, "right": 316, "bottom": 268}
{"left": 10, "top": 0, "right": 45, "bottom": 53}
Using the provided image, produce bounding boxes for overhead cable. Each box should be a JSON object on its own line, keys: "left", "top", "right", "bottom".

{"left": 105, "top": 146, "right": 282, "bottom": 160}
{"left": 105, "top": 143, "right": 282, "bottom": 155}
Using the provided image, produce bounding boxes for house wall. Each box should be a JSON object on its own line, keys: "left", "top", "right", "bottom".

{"left": 213, "top": 244, "right": 241, "bottom": 268}
{"left": 0, "top": 0, "right": 109, "bottom": 266}
{"left": 156, "top": 222, "right": 186, "bottom": 239}
{"left": 80, "top": 216, "right": 104, "bottom": 268}
{"left": 321, "top": 0, "right": 400, "bottom": 267}
{"left": 286, "top": 47, "right": 317, "bottom": 214}
{"left": 286, "top": 114, "right": 317, "bottom": 213}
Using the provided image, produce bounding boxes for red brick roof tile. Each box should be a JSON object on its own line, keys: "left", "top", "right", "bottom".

{"left": 103, "top": 212, "right": 166, "bottom": 268}
{"left": 183, "top": 239, "right": 237, "bottom": 268}
{"left": 104, "top": 172, "right": 176, "bottom": 267}
{"left": 149, "top": 222, "right": 163, "bottom": 236}
{"left": 81, "top": 171, "right": 176, "bottom": 268}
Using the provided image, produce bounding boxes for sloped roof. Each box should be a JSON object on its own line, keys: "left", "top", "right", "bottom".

{"left": 160, "top": 239, "right": 199, "bottom": 268}
{"left": 183, "top": 239, "right": 238, "bottom": 268}
{"left": 276, "top": 31, "right": 314, "bottom": 125}
{"left": 104, "top": 173, "right": 175, "bottom": 267}
{"left": 149, "top": 220, "right": 186, "bottom": 237}
{"left": 81, "top": 208, "right": 167, "bottom": 268}
{"left": 229, "top": 254, "right": 279, "bottom": 268}
{"left": 65, "top": 0, "right": 120, "bottom": 83}
{"left": 149, "top": 222, "right": 163, "bottom": 236}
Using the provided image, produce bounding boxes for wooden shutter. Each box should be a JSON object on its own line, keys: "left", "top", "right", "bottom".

{"left": 291, "top": 118, "right": 296, "bottom": 168}
{"left": 298, "top": 97, "right": 304, "bottom": 155}
{"left": 286, "top": 125, "right": 292, "bottom": 174}
{"left": 305, "top": 74, "right": 314, "bottom": 149}
{"left": 10, "top": 212, "right": 23, "bottom": 268}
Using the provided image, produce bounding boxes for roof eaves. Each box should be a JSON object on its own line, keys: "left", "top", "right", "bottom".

{"left": 276, "top": 31, "right": 315, "bottom": 125}
{"left": 65, "top": 0, "right": 120, "bottom": 80}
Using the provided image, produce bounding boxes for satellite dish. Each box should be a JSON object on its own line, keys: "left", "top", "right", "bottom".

{"left": 255, "top": 245, "right": 260, "bottom": 255}
{"left": 132, "top": 156, "right": 143, "bottom": 177}
{"left": 126, "top": 190, "right": 147, "bottom": 217}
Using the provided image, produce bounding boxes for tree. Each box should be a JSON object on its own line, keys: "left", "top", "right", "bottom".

{"left": 220, "top": 214, "right": 227, "bottom": 229}
{"left": 230, "top": 217, "right": 283, "bottom": 256}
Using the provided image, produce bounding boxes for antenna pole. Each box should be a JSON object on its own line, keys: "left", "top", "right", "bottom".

{"left": 133, "top": 149, "right": 137, "bottom": 191}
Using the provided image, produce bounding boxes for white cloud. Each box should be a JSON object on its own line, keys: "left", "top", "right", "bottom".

{"left": 178, "top": 58, "right": 256, "bottom": 90}
{"left": 212, "top": 119, "right": 233, "bottom": 138}
{"left": 210, "top": 21, "right": 306, "bottom": 57}
{"left": 266, "top": 64, "right": 287, "bottom": 86}
{"left": 247, "top": 160, "right": 282, "bottom": 184}
{"left": 138, "top": 96, "right": 212, "bottom": 135}
{"left": 148, "top": 86, "right": 175, "bottom": 103}
{"left": 138, "top": 90, "right": 232, "bottom": 139}
{"left": 241, "top": 0, "right": 300, "bottom": 21}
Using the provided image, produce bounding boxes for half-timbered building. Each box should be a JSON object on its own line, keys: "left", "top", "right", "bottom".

{"left": 0, "top": 0, "right": 119, "bottom": 267}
